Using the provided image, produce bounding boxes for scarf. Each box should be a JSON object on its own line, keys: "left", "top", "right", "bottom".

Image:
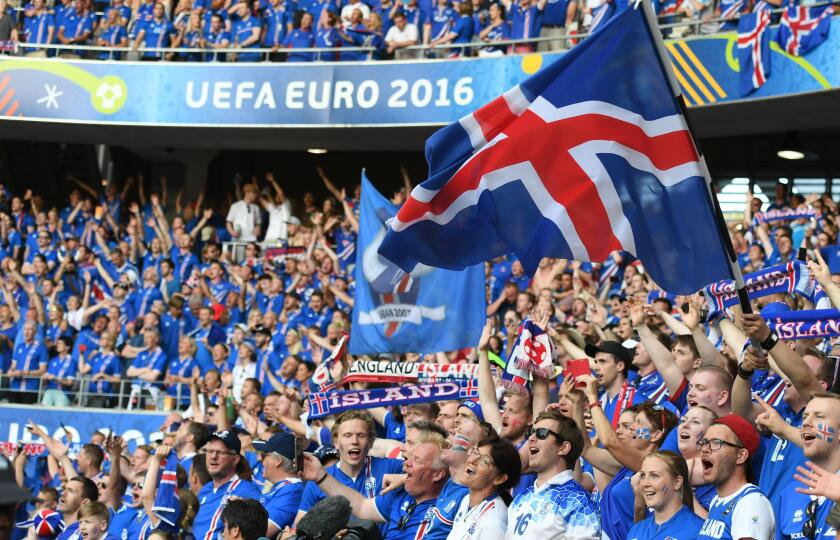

{"left": 752, "top": 207, "right": 820, "bottom": 226}
{"left": 151, "top": 449, "right": 180, "bottom": 527}
{"left": 704, "top": 261, "right": 817, "bottom": 318}
{"left": 307, "top": 381, "right": 478, "bottom": 419}
{"left": 308, "top": 333, "right": 348, "bottom": 394}
{"left": 341, "top": 360, "right": 479, "bottom": 385}
{"left": 767, "top": 308, "right": 840, "bottom": 340}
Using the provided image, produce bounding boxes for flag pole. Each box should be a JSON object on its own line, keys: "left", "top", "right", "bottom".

{"left": 637, "top": 0, "right": 754, "bottom": 316}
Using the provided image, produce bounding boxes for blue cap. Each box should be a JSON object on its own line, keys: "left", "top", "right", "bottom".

{"left": 252, "top": 432, "right": 296, "bottom": 461}
{"left": 209, "top": 429, "right": 241, "bottom": 454}
{"left": 760, "top": 301, "right": 792, "bottom": 318}
{"left": 313, "top": 445, "right": 340, "bottom": 464}
{"left": 458, "top": 400, "right": 484, "bottom": 423}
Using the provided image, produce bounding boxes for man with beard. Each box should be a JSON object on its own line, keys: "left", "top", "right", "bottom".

{"left": 192, "top": 431, "right": 261, "bottom": 540}
{"left": 295, "top": 411, "right": 403, "bottom": 524}
{"left": 696, "top": 414, "right": 774, "bottom": 540}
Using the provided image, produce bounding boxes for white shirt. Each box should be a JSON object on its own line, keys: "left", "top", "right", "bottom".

{"left": 448, "top": 494, "right": 507, "bottom": 540}
{"left": 385, "top": 23, "right": 418, "bottom": 44}
{"left": 226, "top": 200, "right": 261, "bottom": 242}
{"left": 231, "top": 362, "right": 256, "bottom": 402}
{"left": 264, "top": 199, "right": 291, "bottom": 242}
{"left": 340, "top": 1, "right": 370, "bottom": 22}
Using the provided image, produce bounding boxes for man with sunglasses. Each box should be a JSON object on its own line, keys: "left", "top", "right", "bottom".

{"left": 300, "top": 438, "right": 454, "bottom": 540}
{"left": 778, "top": 393, "right": 840, "bottom": 540}
{"left": 192, "top": 431, "right": 261, "bottom": 540}
{"left": 506, "top": 411, "right": 600, "bottom": 540}
{"left": 697, "top": 414, "right": 774, "bottom": 540}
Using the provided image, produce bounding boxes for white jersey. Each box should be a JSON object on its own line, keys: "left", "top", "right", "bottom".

{"left": 447, "top": 494, "right": 508, "bottom": 540}
{"left": 506, "top": 470, "right": 601, "bottom": 540}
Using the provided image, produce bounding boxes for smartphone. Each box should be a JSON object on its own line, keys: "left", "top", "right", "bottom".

{"left": 94, "top": 206, "right": 104, "bottom": 220}
{"left": 294, "top": 436, "right": 307, "bottom": 474}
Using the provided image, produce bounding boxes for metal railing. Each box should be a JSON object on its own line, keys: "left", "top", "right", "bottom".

{"left": 7, "top": 2, "right": 835, "bottom": 63}
{"left": 0, "top": 374, "right": 193, "bottom": 411}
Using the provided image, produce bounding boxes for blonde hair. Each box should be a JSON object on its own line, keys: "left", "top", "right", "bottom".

{"left": 79, "top": 502, "right": 110, "bottom": 524}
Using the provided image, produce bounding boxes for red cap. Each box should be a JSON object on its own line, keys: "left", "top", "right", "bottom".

{"left": 211, "top": 303, "right": 225, "bottom": 321}
{"left": 712, "top": 414, "right": 760, "bottom": 457}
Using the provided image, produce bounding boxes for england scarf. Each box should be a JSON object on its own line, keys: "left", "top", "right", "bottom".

{"left": 307, "top": 380, "right": 479, "bottom": 419}
{"left": 151, "top": 449, "right": 180, "bottom": 527}
{"left": 704, "top": 261, "right": 817, "bottom": 318}
{"left": 767, "top": 308, "right": 840, "bottom": 340}
{"left": 752, "top": 207, "right": 820, "bottom": 226}
{"left": 342, "top": 360, "right": 479, "bottom": 384}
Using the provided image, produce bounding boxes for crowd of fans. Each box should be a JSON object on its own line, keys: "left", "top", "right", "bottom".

{"left": 3, "top": 0, "right": 754, "bottom": 61}
{"left": 0, "top": 174, "right": 840, "bottom": 540}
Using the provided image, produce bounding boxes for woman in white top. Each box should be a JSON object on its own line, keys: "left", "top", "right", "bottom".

{"left": 448, "top": 433, "right": 521, "bottom": 540}
{"left": 261, "top": 172, "right": 292, "bottom": 244}
{"left": 231, "top": 341, "right": 257, "bottom": 402}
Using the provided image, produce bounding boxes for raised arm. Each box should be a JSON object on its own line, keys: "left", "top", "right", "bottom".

{"left": 477, "top": 319, "right": 503, "bottom": 433}
{"left": 299, "top": 453, "right": 384, "bottom": 523}
{"left": 630, "top": 304, "right": 685, "bottom": 396}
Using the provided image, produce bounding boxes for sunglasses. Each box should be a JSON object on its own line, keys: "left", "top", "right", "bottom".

{"left": 802, "top": 499, "right": 818, "bottom": 540}
{"left": 396, "top": 502, "right": 417, "bottom": 530}
{"left": 526, "top": 427, "right": 560, "bottom": 441}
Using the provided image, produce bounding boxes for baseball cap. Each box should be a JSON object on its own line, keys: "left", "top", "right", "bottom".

{"left": 286, "top": 216, "right": 301, "bottom": 226}
{"left": 208, "top": 430, "right": 242, "bottom": 455}
{"left": 0, "top": 455, "right": 31, "bottom": 505}
{"left": 254, "top": 325, "right": 272, "bottom": 337}
{"left": 458, "top": 400, "right": 485, "bottom": 423}
{"left": 584, "top": 341, "right": 632, "bottom": 365}
{"left": 760, "top": 301, "right": 792, "bottom": 318}
{"left": 712, "top": 414, "right": 760, "bottom": 458}
{"left": 252, "top": 432, "right": 296, "bottom": 461}
{"left": 235, "top": 323, "right": 250, "bottom": 334}
{"left": 211, "top": 303, "right": 225, "bottom": 321}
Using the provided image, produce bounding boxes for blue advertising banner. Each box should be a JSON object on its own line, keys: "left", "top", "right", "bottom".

{"left": 349, "top": 172, "right": 484, "bottom": 354}
{"left": 1, "top": 22, "right": 839, "bottom": 126}
{"left": 0, "top": 404, "right": 168, "bottom": 451}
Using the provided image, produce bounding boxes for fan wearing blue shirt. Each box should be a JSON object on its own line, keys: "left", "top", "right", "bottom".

{"left": 126, "top": 329, "right": 168, "bottom": 382}
{"left": 296, "top": 411, "right": 405, "bottom": 523}
{"left": 628, "top": 452, "right": 705, "bottom": 540}
{"left": 501, "top": 0, "right": 545, "bottom": 53}
{"left": 193, "top": 431, "right": 262, "bottom": 540}
{"left": 41, "top": 336, "right": 76, "bottom": 407}
{"left": 253, "top": 432, "right": 304, "bottom": 537}
{"left": 22, "top": 0, "right": 54, "bottom": 55}
{"left": 56, "top": 2, "right": 94, "bottom": 57}
{"left": 133, "top": 2, "right": 179, "bottom": 59}
{"left": 229, "top": 1, "right": 262, "bottom": 61}
{"left": 300, "top": 437, "right": 455, "bottom": 540}
{"left": 536, "top": 0, "right": 570, "bottom": 51}
{"left": 7, "top": 321, "right": 48, "bottom": 404}
{"left": 201, "top": 13, "right": 231, "bottom": 61}
{"left": 262, "top": 0, "right": 293, "bottom": 51}
{"left": 429, "top": 1, "right": 472, "bottom": 56}
{"left": 283, "top": 11, "right": 315, "bottom": 61}
{"left": 97, "top": 8, "right": 128, "bottom": 60}
{"left": 427, "top": 0, "right": 454, "bottom": 46}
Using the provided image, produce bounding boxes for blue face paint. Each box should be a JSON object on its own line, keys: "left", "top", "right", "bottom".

{"left": 635, "top": 427, "right": 652, "bottom": 440}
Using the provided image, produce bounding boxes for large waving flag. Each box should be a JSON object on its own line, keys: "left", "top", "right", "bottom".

{"left": 777, "top": 5, "right": 832, "bottom": 56}
{"left": 738, "top": 9, "right": 772, "bottom": 96}
{"left": 378, "top": 2, "right": 734, "bottom": 295}
{"left": 350, "top": 172, "right": 485, "bottom": 354}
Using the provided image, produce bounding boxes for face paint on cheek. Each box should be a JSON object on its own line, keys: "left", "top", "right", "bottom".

{"left": 635, "top": 427, "right": 652, "bottom": 440}
{"left": 451, "top": 434, "right": 471, "bottom": 451}
{"left": 816, "top": 423, "right": 836, "bottom": 443}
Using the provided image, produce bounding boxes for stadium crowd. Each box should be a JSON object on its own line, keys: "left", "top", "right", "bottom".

{"left": 6, "top": 0, "right": 738, "bottom": 61}
{"left": 0, "top": 174, "right": 840, "bottom": 540}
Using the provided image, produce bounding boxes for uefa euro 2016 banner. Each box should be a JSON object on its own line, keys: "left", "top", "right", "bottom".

{"left": 0, "top": 404, "right": 168, "bottom": 453}
{"left": 1, "top": 25, "right": 839, "bottom": 127}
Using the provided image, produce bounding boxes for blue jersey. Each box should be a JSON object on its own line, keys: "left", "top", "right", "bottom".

{"left": 423, "top": 478, "right": 468, "bottom": 539}
{"left": 630, "top": 370, "right": 669, "bottom": 403}
{"left": 45, "top": 354, "right": 76, "bottom": 391}
{"left": 373, "top": 489, "right": 436, "bottom": 540}
{"left": 161, "top": 313, "right": 195, "bottom": 361}
{"left": 759, "top": 401, "right": 804, "bottom": 538}
{"left": 779, "top": 482, "right": 836, "bottom": 540}
{"left": 87, "top": 352, "right": 121, "bottom": 394}
{"left": 260, "top": 478, "right": 303, "bottom": 531}
{"left": 482, "top": 21, "right": 509, "bottom": 53}
{"left": 508, "top": 469, "right": 601, "bottom": 539}
{"left": 139, "top": 18, "right": 177, "bottom": 58}
{"left": 262, "top": 3, "right": 291, "bottom": 45}
{"left": 600, "top": 466, "right": 635, "bottom": 540}
{"left": 448, "top": 14, "right": 472, "bottom": 56}
{"left": 166, "top": 355, "right": 197, "bottom": 399}
{"left": 132, "top": 286, "right": 163, "bottom": 318}
{"left": 194, "top": 476, "right": 262, "bottom": 540}
{"left": 698, "top": 484, "right": 774, "bottom": 540}
{"left": 131, "top": 347, "right": 167, "bottom": 377}
{"left": 23, "top": 11, "right": 54, "bottom": 49}
{"left": 98, "top": 25, "right": 128, "bottom": 59}
{"left": 11, "top": 341, "right": 48, "bottom": 392}
{"left": 231, "top": 15, "right": 262, "bottom": 60}
{"left": 508, "top": 2, "right": 542, "bottom": 40}
{"left": 300, "top": 456, "right": 404, "bottom": 512}
{"left": 541, "top": 0, "right": 568, "bottom": 25}
{"left": 628, "top": 506, "right": 705, "bottom": 540}
{"left": 383, "top": 410, "right": 406, "bottom": 442}
{"left": 315, "top": 27, "right": 341, "bottom": 61}
{"left": 284, "top": 28, "right": 315, "bottom": 61}
{"left": 108, "top": 505, "right": 135, "bottom": 540}
{"left": 429, "top": 5, "right": 454, "bottom": 40}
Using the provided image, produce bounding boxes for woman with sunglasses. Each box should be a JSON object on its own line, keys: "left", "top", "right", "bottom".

{"left": 577, "top": 375, "right": 678, "bottom": 540}
{"left": 448, "top": 434, "right": 521, "bottom": 540}
{"left": 627, "top": 451, "right": 705, "bottom": 540}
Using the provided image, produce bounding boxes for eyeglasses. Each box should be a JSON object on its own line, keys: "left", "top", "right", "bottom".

{"left": 802, "top": 499, "right": 818, "bottom": 540}
{"left": 696, "top": 438, "right": 743, "bottom": 452}
{"left": 201, "top": 449, "right": 237, "bottom": 457}
{"left": 467, "top": 446, "right": 495, "bottom": 468}
{"left": 396, "top": 502, "right": 417, "bottom": 530}
{"left": 526, "top": 427, "right": 560, "bottom": 441}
